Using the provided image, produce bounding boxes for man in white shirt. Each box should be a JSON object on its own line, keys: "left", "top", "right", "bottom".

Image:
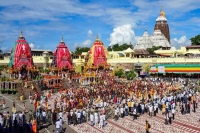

{"left": 114, "top": 108, "right": 119, "bottom": 121}
{"left": 59, "top": 111, "right": 63, "bottom": 119}
{"left": 42, "top": 110, "right": 46, "bottom": 123}
{"left": 55, "top": 119, "right": 61, "bottom": 132}
{"left": 90, "top": 113, "right": 94, "bottom": 126}
{"left": 102, "top": 113, "right": 106, "bottom": 127}
{"left": 12, "top": 113, "right": 17, "bottom": 121}
{"left": 77, "top": 111, "right": 81, "bottom": 124}
{"left": 19, "top": 112, "right": 23, "bottom": 121}
{"left": 172, "top": 108, "right": 175, "bottom": 120}
{"left": 149, "top": 105, "right": 153, "bottom": 117}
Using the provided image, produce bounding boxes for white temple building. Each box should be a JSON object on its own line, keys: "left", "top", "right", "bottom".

{"left": 134, "top": 29, "right": 171, "bottom": 50}
{"left": 134, "top": 9, "right": 171, "bottom": 50}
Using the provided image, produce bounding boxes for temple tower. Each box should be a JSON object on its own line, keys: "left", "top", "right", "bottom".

{"left": 154, "top": 8, "right": 170, "bottom": 43}
{"left": 52, "top": 36, "right": 73, "bottom": 69}
{"left": 85, "top": 36, "right": 108, "bottom": 67}
{"left": 9, "top": 30, "right": 34, "bottom": 69}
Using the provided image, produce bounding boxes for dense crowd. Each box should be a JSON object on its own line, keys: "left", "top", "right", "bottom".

{"left": 0, "top": 74, "right": 199, "bottom": 133}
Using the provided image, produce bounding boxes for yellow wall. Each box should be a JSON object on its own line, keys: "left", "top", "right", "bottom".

{"left": 1, "top": 57, "right": 200, "bottom": 66}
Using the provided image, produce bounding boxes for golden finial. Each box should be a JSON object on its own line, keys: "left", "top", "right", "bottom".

{"left": 19, "top": 30, "right": 23, "bottom": 38}
{"left": 96, "top": 34, "right": 99, "bottom": 40}
{"left": 61, "top": 35, "right": 64, "bottom": 42}
{"left": 160, "top": 6, "right": 166, "bottom": 18}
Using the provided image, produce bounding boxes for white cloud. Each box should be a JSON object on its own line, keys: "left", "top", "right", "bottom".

{"left": 29, "top": 43, "right": 34, "bottom": 49}
{"left": 109, "top": 24, "right": 137, "bottom": 46}
{"left": 83, "top": 39, "right": 92, "bottom": 46}
{"left": 88, "top": 30, "right": 93, "bottom": 37}
{"left": 75, "top": 39, "right": 92, "bottom": 47}
{"left": 171, "top": 36, "right": 191, "bottom": 49}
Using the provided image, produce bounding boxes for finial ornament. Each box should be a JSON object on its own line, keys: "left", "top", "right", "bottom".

{"left": 61, "top": 35, "right": 64, "bottom": 42}
{"left": 160, "top": 6, "right": 166, "bottom": 18}
{"left": 160, "top": 6, "right": 163, "bottom": 11}
{"left": 19, "top": 30, "right": 23, "bottom": 38}
{"left": 96, "top": 34, "right": 99, "bottom": 40}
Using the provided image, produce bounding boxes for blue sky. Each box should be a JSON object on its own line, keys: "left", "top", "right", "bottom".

{"left": 0, "top": 0, "right": 200, "bottom": 52}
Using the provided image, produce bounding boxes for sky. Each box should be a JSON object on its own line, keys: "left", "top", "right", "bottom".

{"left": 0, "top": 0, "right": 200, "bottom": 52}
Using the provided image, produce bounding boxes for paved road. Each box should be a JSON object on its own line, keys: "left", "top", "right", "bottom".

{"left": 0, "top": 94, "right": 76, "bottom": 133}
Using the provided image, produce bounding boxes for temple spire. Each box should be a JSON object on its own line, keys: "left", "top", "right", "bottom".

{"left": 96, "top": 34, "right": 99, "bottom": 40}
{"left": 19, "top": 30, "right": 23, "bottom": 38}
{"left": 160, "top": 6, "right": 163, "bottom": 11}
{"left": 60, "top": 35, "right": 64, "bottom": 43}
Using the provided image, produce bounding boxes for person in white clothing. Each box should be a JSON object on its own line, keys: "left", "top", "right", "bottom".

{"left": 99, "top": 114, "right": 103, "bottom": 129}
{"left": 90, "top": 113, "right": 94, "bottom": 126}
{"left": 172, "top": 108, "right": 175, "bottom": 120}
{"left": 149, "top": 105, "right": 153, "bottom": 117}
{"left": 120, "top": 107, "right": 124, "bottom": 118}
{"left": 55, "top": 119, "right": 61, "bottom": 132}
{"left": 59, "top": 111, "right": 63, "bottom": 119}
{"left": 94, "top": 112, "right": 98, "bottom": 125}
{"left": 102, "top": 113, "right": 106, "bottom": 127}
{"left": 114, "top": 108, "right": 119, "bottom": 121}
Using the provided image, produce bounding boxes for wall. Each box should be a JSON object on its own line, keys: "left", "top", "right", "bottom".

{"left": 1, "top": 56, "right": 200, "bottom": 66}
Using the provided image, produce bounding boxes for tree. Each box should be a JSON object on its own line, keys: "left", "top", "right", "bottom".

{"left": 190, "top": 34, "right": 200, "bottom": 45}
{"left": 0, "top": 50, "right": 3, "bottom": 60}
{"left": 107, "top": 46, "right": 112, "bottom": 51}
{"left": 115, "top": 69, "right": 124, "bottom": 78}
{"left": 126, "top": 70, "right": 136, "bottom": 80}
{"left": 144, "top": 64, "right": 151, "bottom": 74}
{"left": 107, "top": 43, "right": 132, "bottom": 51}
{"left": 146, "top": 46, "right": 162, "bottom": 54}
{"left": 74, "top": 47, "right": 90, "bottom": 54}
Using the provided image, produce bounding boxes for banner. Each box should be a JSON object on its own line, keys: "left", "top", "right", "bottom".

{"left": 158, "top": 66, "right": 165, "bottom": 73}
{"left": 150, "top": 67, "right": 156, "bottom": 71}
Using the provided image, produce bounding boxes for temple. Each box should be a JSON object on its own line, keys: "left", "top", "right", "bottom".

{"left": 8, "top": 30, "right": 34, "bottom": 69}
{"left": 135, "top": 28, "right": 170, "bottom": 50}
{"left": 52, "top": 36, "right": 72, "bottom": 69}
{"left": 154, "top": 8, "right": 170, "bottom": 43}
{"left": 85, "top": 36, "right": 108, "bottom": 67}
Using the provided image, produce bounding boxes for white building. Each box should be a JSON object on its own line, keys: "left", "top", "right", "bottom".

{"left": 134, "top": 29, "right": 171, "bottom": 50}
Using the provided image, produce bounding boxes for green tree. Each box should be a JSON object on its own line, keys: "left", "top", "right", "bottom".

{"left": 107, "top": 46, "right": 112, "bottom": 51}
{"left": 0, "top": 50, "right": 3, "bottom": 60}
{"left": 108, "top": 43, "right": 132, "bottom": 51}
{"left": 147, "top": 46, "right": 162, "bottom": 54}
{"left": 115, "top": 69, "right": 124, "bottom": 78}
{"left": 144, "top": 64, "right": 151, "bottom": 74}
{"left": 74, "top": 47, "right": 90, "bottom": 54}
{"left": 126, "top": 70, "right": 136, "bottom": 80}
{"left": 190, "top": 34, "right": 200, "bottom": 45}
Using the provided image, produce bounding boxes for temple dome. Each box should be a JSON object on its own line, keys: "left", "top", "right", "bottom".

{"left": 151, "top": 29, "right": 171, "bottom": 48}
{"left": 52, "top": 35, "right": 73, "bottom": 69}
{"left": 134, "top": 30, "right": 153, "bottom": 49}
{"left": 156, "top": 9, "right": 167, "bottom": 21}
{"left": 134, "top": 29, "right": 170, "bottom": 49}
{"left": 8, "top": 30, "right": 34, "bottom": 69}
{"left": 85, "top": 36, "right": 108, "bottom": 67}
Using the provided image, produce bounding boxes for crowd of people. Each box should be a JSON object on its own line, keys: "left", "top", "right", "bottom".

{"left": 32, "top": 75, "right": 199, "bottom": 132}
{"left": 0, "top": 70, "right": 200, "bottom": 133}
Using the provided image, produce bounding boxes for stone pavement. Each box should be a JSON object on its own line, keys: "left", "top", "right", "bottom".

{"left": 0, "top": 93, "right": 76, "bottom": 133}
